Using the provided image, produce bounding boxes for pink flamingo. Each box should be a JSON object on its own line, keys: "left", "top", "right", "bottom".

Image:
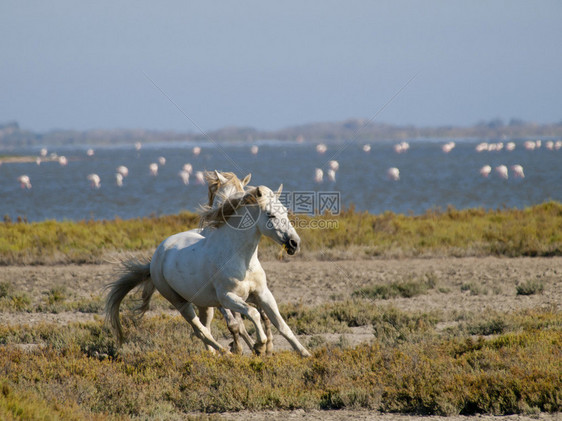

{"left": 250, "top": 145, "right": 259, "bottom": 155}
{"left": 362, "top": 144, "right": 371, "bottom": 153}
{"left": 524, "top": 141, "right": 536, "bottom": 150}
{"left": 394, "top": 141, "right": 410, "bottom": 154}
{"left": 87, "top": 174, "right": 101, "bottom": 189}
{"left": 314, "top": 168, "right": 323, "bottom": 183}
{"left": 18, "top": 175, "right": 32, "bottom": 189}
{"left": 510, "top": 164, "right": 524, "bottom": 178}
{"left": 316, "top": 143, "right": 327, "bottom": 154}
{"left": 192, "top": 146, "right": 201, "bottom": 156}
{"left": 194, "top": 171, "right": 205, "bottom": 184}
{"left": 479, "top": 165, "right": 492, "bottom": 178}
{"left": 495, "top": 165, "right": 508, "bottom": 180}
{"left": 149, "top": 163, "right": 158, "bottom": 176}
{"left": 328, "top": 160, "right": 339, "bottom": 171}
{"left": 475, "top": 142, "right": 488, "bottom": 152}
{"left": 182, "top": 163, "right": 193, "bottom": 174}
{"left": 442, "top": 142, "right": 455, "bottom": 153}
{"left": 387, "top": 167, "right": 400, "bottom": 181}
{"left": 158, "top": 156, "right": 166, "bottom": 166}
{"left": 115, "top": 173, "right": 124, "bottom": 187}
{"left": 116, "top": 166, "right": 129, "bottom": 178}
{"left": 178, "top": 170, "right": 190, "bottom": 185}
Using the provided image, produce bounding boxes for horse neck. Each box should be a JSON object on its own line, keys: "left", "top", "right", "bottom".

{"left": 209, "top": 214, "right": 261, "bottom": 264}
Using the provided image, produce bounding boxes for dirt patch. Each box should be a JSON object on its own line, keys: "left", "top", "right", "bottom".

{"left": 1, "top": 257, "right": 560, "bottom": 351}
{"left": 1, "top": 257, "right": 560, "bottom": 326}
{"left": 214, "top": 410, "right": 560, "bottom": 421}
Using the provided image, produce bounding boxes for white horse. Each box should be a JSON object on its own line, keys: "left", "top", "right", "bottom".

{"left": 106, "top": 185, "right": 311, "bottom": 357}
{"left": 199, "top": 170, "right": 273, "bottom": 354}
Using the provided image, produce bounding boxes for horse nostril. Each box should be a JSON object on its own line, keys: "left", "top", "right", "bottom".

{"left": 289, "top": 239, "right": 298, "bottom": 249}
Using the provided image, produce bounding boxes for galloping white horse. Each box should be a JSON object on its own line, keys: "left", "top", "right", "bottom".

{"left": 106, "top": 185, "right": 311, "bottom": 357}
{"left": 199, "top": 170, "right": 274, "bottom": 354}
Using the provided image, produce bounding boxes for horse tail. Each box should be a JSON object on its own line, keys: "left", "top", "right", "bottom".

{"left": 105, "top": 258, "right": 153, "bottom": 345}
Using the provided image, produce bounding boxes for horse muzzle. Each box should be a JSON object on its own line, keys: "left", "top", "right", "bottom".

{"left": 284, "top": 237, "right": 300, "bottom": 255}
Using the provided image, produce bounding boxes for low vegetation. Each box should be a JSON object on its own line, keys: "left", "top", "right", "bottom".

{"left": 0, "top": 303, "right": 560, "bottom": 419}
{"left": 1, "top": 202, "right": 561, "bottom": 419}
{"left": 516, "top": 280, "right": 545, "bottom": 296}
{"left": 1, "top": 201, "right": 561, "bottom": 265}
{"left": 352, "top": 273, "right": 437, "bottom": 300}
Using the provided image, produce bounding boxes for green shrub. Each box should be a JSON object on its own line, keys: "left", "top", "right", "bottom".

{"left": 353, "top": 274, "right": 436, "bottom": 300}
{"left": 516, "top": 280, "right": 545, "bottom": 296}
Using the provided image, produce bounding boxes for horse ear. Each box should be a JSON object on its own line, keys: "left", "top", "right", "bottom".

{"left": 275, "top": 184, "right": 283, "bottom": 198}
{"left": 242, "top": 173, "right": 252, "bottom": 186}
{"left": 215, "top": 170, "right": 228, "bottom": 185}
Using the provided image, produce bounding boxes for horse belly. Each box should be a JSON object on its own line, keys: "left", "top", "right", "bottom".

{"left": 161, "top": 251, "right": 221, "bottom": 307}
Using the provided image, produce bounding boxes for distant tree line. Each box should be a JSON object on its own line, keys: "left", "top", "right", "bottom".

{"left": 1, "top": 118, "right": 562, "bottom": 148}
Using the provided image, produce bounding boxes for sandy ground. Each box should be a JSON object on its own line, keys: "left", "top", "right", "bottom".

{"left": 1, "top": 257, "right": 560, "bottom": 420}
{"left": 215, "top": 411, "right": 560, "bottom": 421}
{"left": 1, "top": 257, "right": 560, "bottom": 327}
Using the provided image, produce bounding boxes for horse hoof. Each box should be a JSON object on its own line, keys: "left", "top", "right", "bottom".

{"left": 229, "top": 341, "right": 243, "bottom": 355}
{"left": 266, "top": 342, "right": 274, "bottom": 355}
{"left": 253, "top": 343, "right": 266, "bottom": 356}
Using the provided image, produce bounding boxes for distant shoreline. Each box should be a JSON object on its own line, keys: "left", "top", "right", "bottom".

{"left": 1, "top": 118, "right": 562, "bottom": 149}
{"left": 0, "top": 155, "right": 59, "bottom": 164}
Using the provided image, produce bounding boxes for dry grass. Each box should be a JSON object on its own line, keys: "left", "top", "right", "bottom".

{"left": 0, "top": 303, "right": 560, "bottom": 419}
{"left": 1, "top": 202, "right": 561, "bottom": 265}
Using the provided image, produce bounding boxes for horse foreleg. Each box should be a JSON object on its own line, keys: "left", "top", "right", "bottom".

{"left": 256, "top": 288, "right": 311, "bottom": 357}
{"left": 218, "top": 307, "right": 248, "bottom": 354}
{"left": 259, "top": 308, "right": 274, "bottom": 355}
{"left": 197, "top": 306, "right": 215, "bottom": 353}
{"left": 176, "top": 301, "right": 227, "bottom": 354}
{"left": 219, "top": 293, "right": 268, "bottom": 356}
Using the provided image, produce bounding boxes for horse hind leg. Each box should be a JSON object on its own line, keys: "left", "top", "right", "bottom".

{"left": 152, "top": 274, "right": 226, "bottom": 354}
{"left": 198, "top": 306, "right": 216, "bottom": 353}
{"left": 235, "top": 312, "right": 256, "bottom": 351}
{"left": 177, "top": 302, "right": 227, "bottom": 354}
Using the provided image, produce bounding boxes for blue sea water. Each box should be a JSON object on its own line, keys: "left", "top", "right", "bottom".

{"left": 0, "top": 139, "right": 560, "bottom": 222}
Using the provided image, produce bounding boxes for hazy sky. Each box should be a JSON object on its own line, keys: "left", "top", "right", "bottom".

{"left": 2, "top": 1, "right": 561, "bottom": 132}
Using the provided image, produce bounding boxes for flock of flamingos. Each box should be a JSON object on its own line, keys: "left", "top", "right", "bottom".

{"left": 14, "top": 138, "right": 562, "bottom": 190}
